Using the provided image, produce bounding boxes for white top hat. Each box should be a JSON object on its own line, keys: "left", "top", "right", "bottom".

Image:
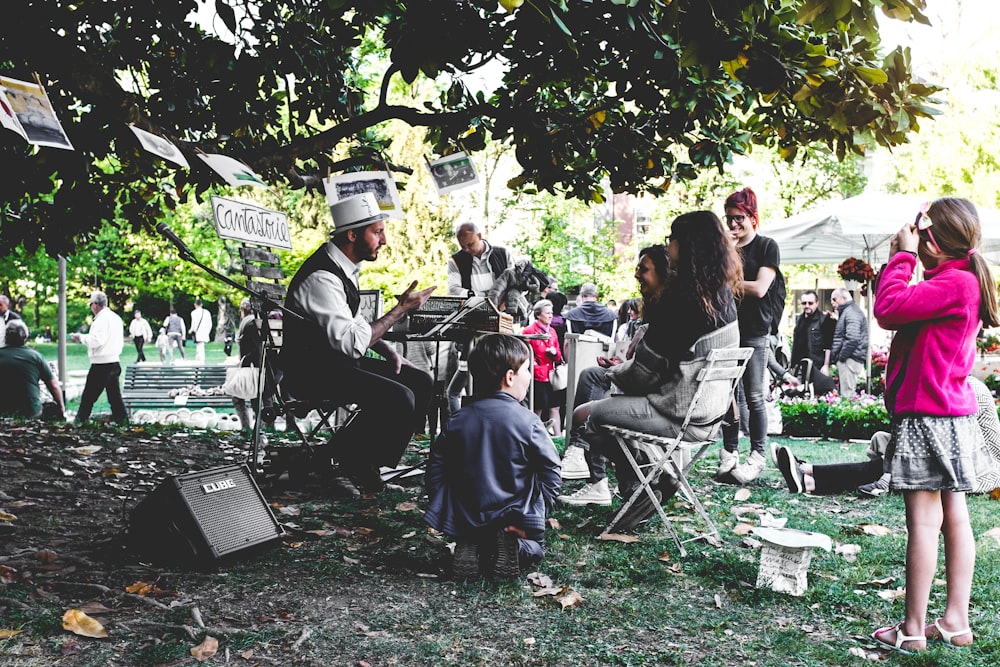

{"left": 330, "top": 192, "right": 390, "bottom": 234}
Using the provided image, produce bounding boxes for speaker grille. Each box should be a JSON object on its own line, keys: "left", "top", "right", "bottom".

{"left": 172, "top": 466, "right": 283, "bottom": 557}
{"left": 130, "top": 464, "right": 283, "bottom": 564}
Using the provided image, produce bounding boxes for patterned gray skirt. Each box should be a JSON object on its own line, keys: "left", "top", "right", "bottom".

{"left": 887, "top": 414, "right": 998, "bottom": 492}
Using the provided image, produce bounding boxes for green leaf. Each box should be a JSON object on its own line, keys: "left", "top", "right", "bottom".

{"left": 550, "top": 8, "right": 572, "bottom": 36}
{"left": 215, "top": 0, "right": 237, "bottom": 35}
{"left": 856, "top": 66, "right": 888, "bottom": 85}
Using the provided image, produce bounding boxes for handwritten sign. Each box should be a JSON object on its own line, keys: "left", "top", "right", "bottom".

{"left": 211, "top": 195, "right": 292, "bottom": 249}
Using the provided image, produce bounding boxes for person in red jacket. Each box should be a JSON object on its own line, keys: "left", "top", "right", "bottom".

{"left": 870, "top": 198, "right": 999, "bottom": 653}
{"left": 521, "top": 299, "right": 564, "bottom": 435}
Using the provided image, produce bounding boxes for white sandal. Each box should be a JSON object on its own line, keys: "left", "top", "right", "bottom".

{"left": 932, "top": 619, "right": 972, "bottom": 648}
{"left": 872, "top": 623, "right": 925, "bottom": 654}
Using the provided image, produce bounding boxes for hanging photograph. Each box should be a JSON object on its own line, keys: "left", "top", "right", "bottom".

{"left": 128, "top": 124, "right": 190, "bottom": 169}
{"left": 0, "top": 76, "right": 73, "bottom": 150}
{"left": 197, "top": 152, "right": 269, "bottom": 188}
{"left": 323, "top": 170, "right": 403, "bottom": 219}
{"left": 0, "top": 87, "right": 28, "bottom": 141}
{"left": 427, "top": 152, "right": 479, "bottom": 195}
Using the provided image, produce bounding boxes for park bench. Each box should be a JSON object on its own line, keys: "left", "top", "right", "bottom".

{"left": 122, "top": 364, "right": 233, "bottom": 413}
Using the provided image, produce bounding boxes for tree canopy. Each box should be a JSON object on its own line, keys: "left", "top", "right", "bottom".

{"left": 1, "top": 0, "right": 939, "bottom": 256}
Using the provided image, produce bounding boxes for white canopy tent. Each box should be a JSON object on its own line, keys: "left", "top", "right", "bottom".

{"left": 765, "top": 192, "right": 1000, "bottom": 266}
{"left": 764, "top": 192, "right": 1000, "bottom": 394}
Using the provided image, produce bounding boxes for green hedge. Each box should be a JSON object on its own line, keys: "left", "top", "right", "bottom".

{"left": 778, "top": 395, "right": 889, "bottom": 441}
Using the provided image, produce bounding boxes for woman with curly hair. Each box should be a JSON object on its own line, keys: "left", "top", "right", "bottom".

{"left": 557, "top": 212, "right": 742, "bottom": 528}
{"left": 718, "top": 186, "right": 782, "bottom": 484}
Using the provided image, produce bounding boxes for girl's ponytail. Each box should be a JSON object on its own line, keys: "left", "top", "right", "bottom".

{"left": 968, "top": 251, "right": 999, "bottom": 327}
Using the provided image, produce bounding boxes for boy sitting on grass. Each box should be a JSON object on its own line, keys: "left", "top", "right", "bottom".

{"left": 423, "top": 333, "right": 561, "bottom": 580}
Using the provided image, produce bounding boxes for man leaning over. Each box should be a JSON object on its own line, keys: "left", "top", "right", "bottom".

{"left": 280, "top": 193, "right": 436, "bottom": 492}
{"left": 445, "top": 221, "right": 515, "bottom": 414}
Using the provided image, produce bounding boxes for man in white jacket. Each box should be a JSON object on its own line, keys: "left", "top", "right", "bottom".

{"left": 71, "top": 291, "right": 127, "bottom": 424}
{"left": 190, "top": 298, "right": 213, "bottom": 363}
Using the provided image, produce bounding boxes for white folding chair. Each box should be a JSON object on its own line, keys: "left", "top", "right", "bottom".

{"left": 602, "top": 346, "right": 754, "bottom": 556}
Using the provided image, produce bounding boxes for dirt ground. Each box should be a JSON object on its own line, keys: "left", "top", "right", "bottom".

{"left": 1, "top": 421, "right": 499, "bottom": 666}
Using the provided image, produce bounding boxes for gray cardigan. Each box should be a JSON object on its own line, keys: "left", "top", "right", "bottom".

{"left": 607, "top": 321, "right": 739, "bottom": 426}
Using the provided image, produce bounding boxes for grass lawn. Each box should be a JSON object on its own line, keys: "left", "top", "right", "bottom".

{"left": 32, "top": 340, "right": 234, "bottom": 416}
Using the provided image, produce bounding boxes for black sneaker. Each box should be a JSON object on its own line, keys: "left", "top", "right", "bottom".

{"left": 491, "top": 529, "right": 521, "bottom": 580}
{"left": 777, "top": 446, "right": 804, "bottom": 494}
{"left": 614, "top": 489, "right": 662, "bottom": 532}
{"left": 453, "top": 541, "right": 480, "bottom": 581}
{"left": 858, "top": 475, "right": 890, "bottom": 497}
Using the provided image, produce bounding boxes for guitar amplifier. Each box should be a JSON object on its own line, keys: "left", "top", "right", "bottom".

{"left": 129, "top": 464, "right": 284, "bottom": 565}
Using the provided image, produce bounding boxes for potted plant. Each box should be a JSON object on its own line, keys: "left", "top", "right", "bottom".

{"left": 837, "top": 257, "right": 875, "bottom": 291}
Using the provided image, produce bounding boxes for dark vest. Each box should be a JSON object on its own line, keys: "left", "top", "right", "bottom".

{"left": 451, "top": 246, "right": 509, "bottom": 292}
{"left": 282, "top": 244, "right": 361, "bottom": 373}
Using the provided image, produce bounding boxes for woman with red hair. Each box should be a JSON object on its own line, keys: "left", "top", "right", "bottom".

{"left": 718, "top": 187, "right": 781, "bottom": 484}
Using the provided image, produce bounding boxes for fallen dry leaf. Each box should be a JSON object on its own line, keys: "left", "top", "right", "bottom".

{"left": 836, "top": 544, "right": 861, "bottom": 562}
{"left": 35, "top": 549, "right": 59, "bottom": 564}
{"left": 876, "top": 587, "right": 906, "bottom": 602}
{"left": 757, "top": 511, "right": 787, "bottom": 528}
{"left": 598, "top": 532, "right": 640, "bottom": 543}
{"left": 532, "top": 586, "right": 564, "bottom": 597}
{"left": 0, "top": 629, "right": 24, "bottom": 639}
{"left": 240, "top": 649, "right": 254, "bottom": 659}
{"left": 0, "top": 511, "right": 16, "bottom": 522}
{"left": 990, "top": 487, "right": 1000, "bottom": 501}
{"left": 714, "top": 593, "right": 723, "bottom": 609}
{"left": 733, "top": 523, "right": 755, "bottom": 536}
{"left": 79, "top": 602, "right": 116, "bottom": 615}
{"left": 547, "top": 517, "right": 561, "bottom": 530}
{"left": 556, "top": 589, "right": 583, "bottom": 610}
{"left": 69, "top": 445, "right": 102, "bottom": 455}
{"left": 859, "top": 524, "right": 891, "bottom": 537}
{"left": 733, "top": 488, "right": 751, "bottom": 502}
{"left": 857, "top": 576, "right": 895, "bottom": 588}
{"left": 354, "top": 527, "right": 374, "bottom": 536}
{"left": 981, "top": 526, "right": 1000, "bottom": 547}
{"left": 190, "top": 635, "right": 219, "bottom": 662}
{"left": 61, "top": 609, "right": 108, "bottom": 638}
{"left": 523, "top": 637, "right": 535, "bottom": 645}
{"left": 527, "top": 571, "right": 553, "bottom": 588}
{"left": 395, "top": 501, "right": 418, "bottom": 512}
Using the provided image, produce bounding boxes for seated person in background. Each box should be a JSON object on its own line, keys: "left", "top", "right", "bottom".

{"left": 558, "top": 212, "right": 742, "bottom": 530}
{"left": 0, "top": 320, "right": 64, "bottom": 420}
{"left": 280, "top": 193, "right": 435, "bottom": 492}
{"left": 777, "top": 375, "right": 1000, "bottom": 496}
{"left": 424, "top": 334, "right": 561, "bottom": 580}
{"left": 563, "top": 282, "right": 617, "bottom": 338}
{"left": 559, "top": 251, "right": 666, "bottom": 487}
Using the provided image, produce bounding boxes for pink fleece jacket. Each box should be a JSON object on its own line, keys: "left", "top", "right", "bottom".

{"left": 874, "top": 253, "right": 980, "bottom": 417}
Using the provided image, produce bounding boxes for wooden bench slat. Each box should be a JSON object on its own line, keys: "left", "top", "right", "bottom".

{"left": 123, "top": 365, "right": 233, "bottom": 412}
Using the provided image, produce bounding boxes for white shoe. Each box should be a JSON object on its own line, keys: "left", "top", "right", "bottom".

{"left": 560, "top": 445, "right": 590, "bottom": 480}
{"left": 557, "top": 478, "right": 612, "bottom": 506}
{"left": 730, "top": 450, "right": 767, "bottom": 484}
{"left": 717, "top": 448, "right": 739, "bottom": 476}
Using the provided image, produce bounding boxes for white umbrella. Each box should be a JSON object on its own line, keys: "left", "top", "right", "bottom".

{"left": 764, "top": 192, "right": 1000, "bottom": 266}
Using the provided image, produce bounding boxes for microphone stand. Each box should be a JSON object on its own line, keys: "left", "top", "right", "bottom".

{"left": 162, "top": 238, "right": 308, "bottom": 476}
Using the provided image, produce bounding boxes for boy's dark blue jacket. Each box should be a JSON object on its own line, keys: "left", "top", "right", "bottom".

{"left": 423, "top": 392, "right": 561, "bottom": 542}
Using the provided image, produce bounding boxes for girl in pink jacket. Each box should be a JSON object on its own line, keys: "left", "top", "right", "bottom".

{"left": 872, "top": 198, "right": 999, "bottom": 653}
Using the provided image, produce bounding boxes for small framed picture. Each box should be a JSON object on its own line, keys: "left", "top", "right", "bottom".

{"left": 0, "top": 76, "right": 73, "bottom": 150}
{"left": 427, "top": 152, "right": 479, "bottom": 195}
{"left": 324, "top": 171, "right": 403, "bottom": 219}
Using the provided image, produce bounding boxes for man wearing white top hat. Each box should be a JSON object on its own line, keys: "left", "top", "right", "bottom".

{"left": 281, "top": 192, "right": 436, "bottom": 491}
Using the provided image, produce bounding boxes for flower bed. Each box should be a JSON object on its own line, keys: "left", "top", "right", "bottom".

{"left": 779, "top": 393, "right": 889, "bottom": 440}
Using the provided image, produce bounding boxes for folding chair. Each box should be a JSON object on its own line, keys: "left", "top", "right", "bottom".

{"left": 602, "top": 346, "right": 754, "bottom": 556}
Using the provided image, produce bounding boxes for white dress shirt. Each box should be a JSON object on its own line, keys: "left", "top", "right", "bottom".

{"left": 289, "top": 241, "right": 372, "bottom": 360}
